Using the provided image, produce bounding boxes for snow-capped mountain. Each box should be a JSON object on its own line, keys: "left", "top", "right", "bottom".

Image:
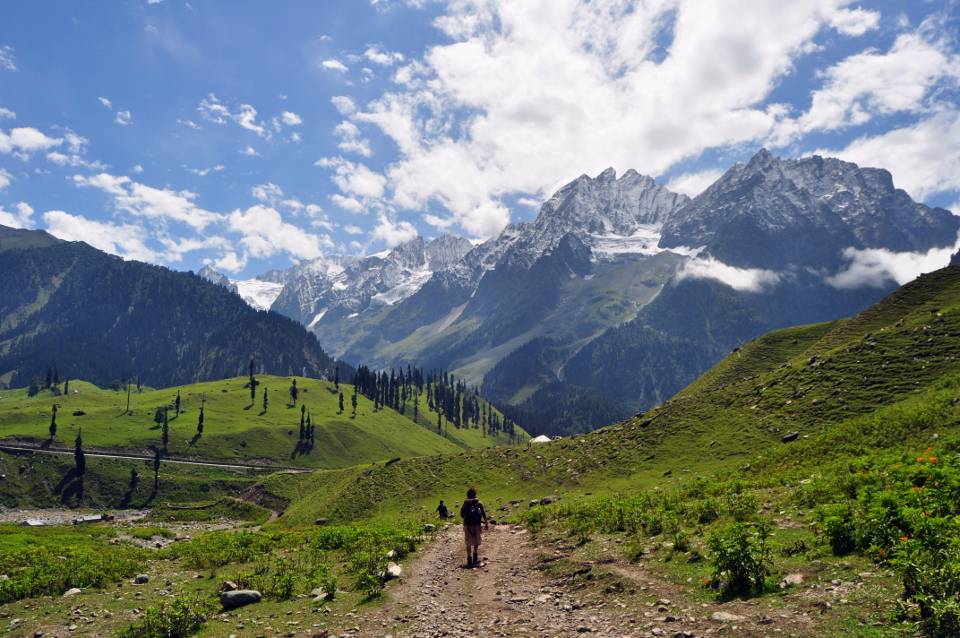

{"left": 198, "top": 265, "right": 284, "bottom": 311}
{"left": 197, "top": 264, "right": 238, "bottom": 293}
{"left": 269, "top": 235, "right": 473, "bottom": 327}
{"left": 660, "top": 149, "right": 959, "bottom": 269}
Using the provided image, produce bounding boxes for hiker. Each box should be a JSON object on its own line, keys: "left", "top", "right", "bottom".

{"left": 436, "top": 500, "right": 449, "bottom": 519}
{"left": 460, "top": 487, "right": 488, "bottom": 568}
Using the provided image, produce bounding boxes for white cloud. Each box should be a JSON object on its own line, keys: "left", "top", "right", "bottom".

{"left": 0, "top": 45, "right": 15, "bottom": 72}
{"left": 115, "top": 110, "right": 133, "bottom": 126}
{"left": 331, "top": 95, "right": 357, "bottom": 116}
{"left": 817, "top": 110, "right": 960, "bottom": 200}
{"left": 0, "top": 127, "right": 62, "bottom": 156}
{"left": 827, "top": 240, "right": 960, "bottom": 289}
{"left": 828, "top": 7, "right": 880, "bottom": 36}
{"left": 177, "top": 118, "right": 201, "bottom": 130}
{"left": 45, "top": 132, "right": 105, "bottom": 170}
{"left": 0, "top": 167, "right": 12, "bottom": 190}
{"left": 43, "top": 210, "right": 157, "bottom": 261}
{"left": 213, "top": 250, "right": 247, "bottom": 273}
{"left": 227, "top": 204, "right": 331, "bottom": 260}
{"left": 677, "top": 256, "right": 782, "bottom": 292}
{"left": 0, "top": 106, "right": 15, "bottom": 119}
{"left": 316, "top": 157, "right": 386, "bottom": 199}
{"left": 343, "top": 223, "right": 363, "bottom": 235}
{"left": 98, "top": 96, "right": 113, "bottom": 109}
{"left": 131, "top": 164, "right": 144, "bottom": 174}
{"left": 364, "top": 45, "right": 404, "bottom": 66}
{"left": 280, "top": 111, "right": 302, "bottom": 126}
{"left": 188, "top": 164, "right": 225, "bottom": 176}
{"left": 0, "top": 202, "right": 33, "bottom": 228}
{"left": 355, "top": 0, "right": 871, "bottom": 238}
{"left": 321, "top": 58, "right": 349, "bottom": 72}
{"left": 251, "top": 182, "right": 283, "bottom": 203}
{"left": 240, "top": 145, "right": 260, "bottom": 156}
{"left": 371, "top": 213, "right": 417, "bottom": 247}
{"left": 774, "top": 24, "right": 960, "bottom": 143}
{"left": 666, "top": 168, "right": 723, "bottom": 197}
{"left": 73, "top": 172, "right": 222, "bottom": 230}
{"left": 334, "top": 120, "right": 372, "bottom": 157}
{"left": 331, "top": 194, "right": 365, "bottom": 213}
{"left": 157, "top": 234, "right": 228, "bottom": 262}
{"left": 198, "top": 94, "right": 268, "bottom": 137}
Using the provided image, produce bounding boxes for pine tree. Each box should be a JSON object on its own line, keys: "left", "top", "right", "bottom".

{"left": 53, "top": 367, "right": 60, "bottom": 388}
{"left": 306, "top": 410, "right": 313, "bottom": 443}
{"left": 289, "top": 379, "right": 298, "bottom": 406}
{"left": 74, "top": 428, "right": 85, "bottom": 475}
{"left": 437, "top": 410, "right": 442, "bottom": 434}
{"left": 197, "top": 399, "right": 205, "bottom": 435}
{"left": 175, "top": 390, "right": 181, "bottom": 416}
{"left": 64, "top": 379, "right": 70, "bottom": 395}
{"left": 351, "top": 387, "right": 358, "bottom": 418}
{"left": 334, "top": 366, "right": 339, "bottom": 390}
{"left": 125, "top": 382, "right": 132, "bottom": 414}
{"left": 338, "top": 391, "right": 344, "bottom": 414}
{"left": 129, "top": 466, "right": 139, "bottom": 491}
{"left": 262, "top": 387, "right": 269, "bottom": 412}
{"left": 45, "top": 366, "right": 53, "bottom": 389}
{"left": 162, "top": 408, "right": 169, "bottom": 451}
{"left": 48, "top": 404, "right": 57, "bottom": 439}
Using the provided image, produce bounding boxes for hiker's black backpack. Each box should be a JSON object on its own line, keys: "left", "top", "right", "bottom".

{"left": 463, "top": 499, "right": 483, "bottom": 525}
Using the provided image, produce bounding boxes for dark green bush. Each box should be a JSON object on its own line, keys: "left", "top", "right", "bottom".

{"left": 117, "top": 596, "right": 211, "bottom": 638}
{"left": 708, "top": 519, "right": 772, "bottom": 597}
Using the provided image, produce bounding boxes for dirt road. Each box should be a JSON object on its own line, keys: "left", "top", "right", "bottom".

{"left": 358, "top": 524, "right": 641, "bottom": 638}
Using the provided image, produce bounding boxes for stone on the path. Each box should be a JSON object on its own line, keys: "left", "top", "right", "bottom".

{"left": 780, "top": 573, "right": 803, "bottom": 588}
{"left": 63, "top": 588, "right": 81, "bottom": 597}
{"left": 423, "top": 523, "right": 435, "bottom": 532}
{"left": 220, "top": 580, "right": 238, "bottom": 592}
{"left": 220, "top": 589, "right": 262, "bottom": 610}
{"left": 133, "top": 574, "right": 149, "bottom": 585}
{"left": 314, "top": 518, "right": 328, "bottom": 526}
{"left": 781, "top": 432, "right": 799, "bottom": 443}
{"left": 385, "top": 562, "right": 402, "bottom": 579}
{"left": 711, "top": 611, "right": 747, "bottom": 622}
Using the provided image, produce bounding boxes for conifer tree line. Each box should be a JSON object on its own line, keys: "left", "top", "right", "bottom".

{"left": 351, "top": 364, "right": 519, "bottom": 441}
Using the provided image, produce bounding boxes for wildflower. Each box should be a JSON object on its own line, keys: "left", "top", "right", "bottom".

{"left": 916, "top": 456, "right": 926, "bottom": 463}
{"left": 928, "top": 456, "right": 938, "bottom": 464}
{"left": 878, "top": 547, "right": 886, "bottom": 557}
{"left": 900, "top": 535, "right": 909, "bottom": 543}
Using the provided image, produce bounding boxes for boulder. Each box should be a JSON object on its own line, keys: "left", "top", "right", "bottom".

{"left": 314, "top": 518, "right": 328, "bottom": 526}
{"left": 133, "top": 574, "right": 149, "bottom": 585}
{"left": 422, "top": 523, "right": 436, "bottom": 532}
{"left": 219, "top": 580, "right": 238, "bottom": 592}
{"left": 711, "top": 611, "right": 746, "bottom": 623}
{"left": 220, "top": 589, "right": 262, "bottom": 610}
{"left": 384, "top": 562, "right": 402, "bottom": 580}
{"left": 63, "top": 588, "right": 82, "bottom": 597}
{"left": 781, "top": 432, "right": 799, "bottom": 443}
{"left": 779, "top": 573, "right": 804, "bottom": 588}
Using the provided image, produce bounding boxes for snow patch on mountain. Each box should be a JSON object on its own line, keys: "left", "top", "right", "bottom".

{"left": 233, "top": 279, "right": 285, "bottom": 311}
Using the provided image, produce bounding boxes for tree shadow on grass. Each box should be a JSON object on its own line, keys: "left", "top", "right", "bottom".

{"left": 54, "top": 468, "right": 84, "bottom": 506}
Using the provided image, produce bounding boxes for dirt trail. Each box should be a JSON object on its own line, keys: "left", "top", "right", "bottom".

{"left": 357, "top": 524, "right": 640, "bottom": 638}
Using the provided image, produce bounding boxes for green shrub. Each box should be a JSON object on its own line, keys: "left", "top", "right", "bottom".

{"left": 708, "top": 519, "right": 772, "bottom": 597}
{"left": 117, "top": 596, "right": 212, "bottom": 638}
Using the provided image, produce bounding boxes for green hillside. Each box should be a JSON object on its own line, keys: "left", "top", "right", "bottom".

{"left": 0, "top": 375, "right": 527, "bottom": 471}
{"left": 265, "top": 264, "right": 960, "bottom": 522}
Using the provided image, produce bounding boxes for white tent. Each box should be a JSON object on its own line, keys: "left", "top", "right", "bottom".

{"left": 530, "top": 434, "right": 553, "bottom": 444}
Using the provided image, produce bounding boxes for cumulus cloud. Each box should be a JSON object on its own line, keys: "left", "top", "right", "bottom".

{"left": 43, "top": 210, "right": 158, "bottom": 261}
{"left": 0, "top": 127, "right": 62, "bottom": 156}
{"left": 321, "top": 58, "right": 349, "bottom": 72}
{"left": 0, "top": 202, "right": 33, "bottom": 228}
{"left": 817, "top": 109, "right": 960, "bottom": 200}
{"left": 98, "top": 96, "right": 113, "bottom": 109}
{"left": 115, "top": 110, "right": 133, "bottom": 126}
{"left": 334, "top": 120, "right": 372, "bottom": 157}
{"left": 199, "top": 94, "right": 269, "bottom": 138}
{"left": 188, "top": 164, "right": 224, "bottom": 176}
{"left": 827, "top": 7, "right": 880, "bottom": 36}
{"left": 347, "top": 0, "right": 883, "bottom": 238}
{"left": 280, "top": 111, "right": 302, "bottom": 126}
{"left": 213, "top": 250, "right": 247, "bottom": 273}
{"left": 666, "top": 168, "right": 723, "bottom": 197}
{"left": 0, "top": 106, "right": 16, "bottom": 119}
{"left": 364, "top": 45, "right": 404, "bottom": 66}
{"left": 0, "top": 167, "right": 12, "bottom": 190}
{"left": 73, "top": 172, "right": 222, "bottom": 230}
{"left": 332, "top": 95, "right": 357, "bottom": 116}
{"left": 331, "top": 193, "right": 365, "bottom": 213}
{"left": 773, "top": 22, "right": 960, "bottom": 143}
{"left": 251, "top": 182, "right": 284, "bottom": 203}
{"left": 316, "top": 157, "right": 386, "bottom": 200}
{"left": 227, "top": 204, "right": 332, "bottom": 260}
{"left": 371, "top": 213, "right": 417, "bottom": 247}
{"left": 826, "top": 241, "right": 960, "bottom": 289}
{"left": 677, "top": 256, "right": 782, "bottom": 292}
{"left": 240, "top": 145, "right": 260, "bottom": 156}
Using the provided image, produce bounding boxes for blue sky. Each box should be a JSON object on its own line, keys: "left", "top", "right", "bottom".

{"left": 1, "top": 0, "right": 958, "bottom": 278}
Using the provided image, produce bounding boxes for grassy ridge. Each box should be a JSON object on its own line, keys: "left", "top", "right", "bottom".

{"left": 265, "top": 265, "right": 960, "bottom": 525}
{"left": 0, "top": 375, "right": 525, "bottom": 471}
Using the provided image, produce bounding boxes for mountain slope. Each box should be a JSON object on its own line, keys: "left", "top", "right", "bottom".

{"left": 0, "top": 226, "right": 341, "bottom": 389}
{"left": 263, "top": 263, "right": 960, "bottom": 523}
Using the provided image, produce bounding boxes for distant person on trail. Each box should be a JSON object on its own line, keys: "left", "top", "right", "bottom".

{"left": 436, "top": 500, "right": 449, "bottom": 520}
{"left": 460, "top": 487, "right": 488, "bottom": 568}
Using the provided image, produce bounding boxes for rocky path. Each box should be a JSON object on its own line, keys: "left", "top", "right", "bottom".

{"left": 357, "top": 524, "right": 639, "bottom": 638}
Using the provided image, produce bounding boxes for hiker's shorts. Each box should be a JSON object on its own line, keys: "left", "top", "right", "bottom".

{"left": 464, "top": 524, "right": 482, "bottom": 547}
